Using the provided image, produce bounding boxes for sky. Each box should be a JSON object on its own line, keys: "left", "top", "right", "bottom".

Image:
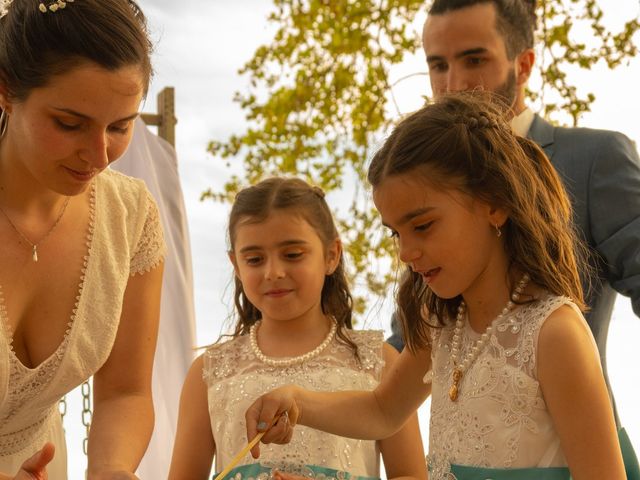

{"left": 63, "top": 0, "right": 640, "bottom": 476}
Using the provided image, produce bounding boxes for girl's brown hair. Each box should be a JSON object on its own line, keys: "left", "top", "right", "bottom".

{"left": 368, "top": 92, "right": 589, "bottom": 353}
{"left": 228, "top": 177, "right": 358, "bottom": 358}
{"left": 0, "top": 0, "right": 152, "bottom": 102}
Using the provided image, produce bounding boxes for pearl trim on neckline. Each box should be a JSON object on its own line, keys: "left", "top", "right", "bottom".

{"left": 249, "top": 319, "right": 337, "bottom": 367}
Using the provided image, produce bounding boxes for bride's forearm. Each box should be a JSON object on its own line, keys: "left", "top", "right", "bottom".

{"left": 86, "top": 393, "right": 153, "bottom": 476}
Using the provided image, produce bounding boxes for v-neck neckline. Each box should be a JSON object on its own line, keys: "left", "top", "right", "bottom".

{"left": 0, "top": 181, "right": 98, "bottom": 372}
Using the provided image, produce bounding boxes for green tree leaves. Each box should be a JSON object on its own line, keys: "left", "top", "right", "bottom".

{"left": 206, "top": 0, "right": 639, "bottom": 317}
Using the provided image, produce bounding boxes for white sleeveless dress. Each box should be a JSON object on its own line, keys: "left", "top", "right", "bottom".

{"left": 0, "top": 169, "right": 165, "bottom": 478}
{"left": 427, "top": 294, "right": 577, "bottom": 479}
{"left": 203, "top": 329, "right": 384, "bottom": 478}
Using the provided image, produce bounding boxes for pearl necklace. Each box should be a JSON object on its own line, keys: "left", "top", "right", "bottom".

{"left": 249, "top": 319, "right": 337, "bottom": 367}
{"left": 449, "top": 273, "right": 530, "bottom": 401}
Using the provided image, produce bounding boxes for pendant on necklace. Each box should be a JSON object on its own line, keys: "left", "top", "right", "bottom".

{"left": 32, "top": 245, "right": 38, "bottom": 262}
{"left": 449, "top": 368, "right": 463, "bottom": 401}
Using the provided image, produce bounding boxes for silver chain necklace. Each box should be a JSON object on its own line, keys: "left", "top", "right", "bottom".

{"left": 0, "top": 196, "right": 71, "bottom": 262}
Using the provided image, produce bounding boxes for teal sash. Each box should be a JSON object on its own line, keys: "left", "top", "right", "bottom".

{"left": 443, "top": 427, "right": 639, "bottom": 480}
{"left": 449, "top": 464, "right": 570, "bottom": 479}
{"left": 620, "top": 427, "right": 640, "bottom": 480}
{"left": 213, "top": 463, "right": 380, "bottom": 480}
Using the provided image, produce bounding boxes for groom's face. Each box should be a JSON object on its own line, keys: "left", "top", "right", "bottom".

{"left": 422, "top": 3, "right": 518, "bottom": 107}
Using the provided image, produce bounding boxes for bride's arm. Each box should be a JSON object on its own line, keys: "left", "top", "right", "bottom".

{"left": 86, "top": 264, "right": 163, "bottom": 478}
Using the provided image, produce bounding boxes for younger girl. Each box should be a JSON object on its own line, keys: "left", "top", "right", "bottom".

{"left": 245, "top": 94, "right": 626, "bottom": 479}
{"left": 169, "top": 178, "right": 427, "bottom": 479}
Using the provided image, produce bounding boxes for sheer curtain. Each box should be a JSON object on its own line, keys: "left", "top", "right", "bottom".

{"left": 112, "top": 117, "right": 197, "bottom": 478}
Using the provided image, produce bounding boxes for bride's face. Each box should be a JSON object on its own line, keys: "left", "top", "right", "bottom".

{"left": 0, "top": 61, "right": 144, "bottom": 196}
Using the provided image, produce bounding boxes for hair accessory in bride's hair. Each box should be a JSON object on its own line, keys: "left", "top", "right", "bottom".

{"left": 0, "top": 0, "right": 13, "bottom": 18}
{"left": 39, "top": 0, "right": 74, "bottom": 13}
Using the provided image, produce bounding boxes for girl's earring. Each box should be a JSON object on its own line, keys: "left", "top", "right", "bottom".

{"left": 494, "top": 224, "right": 502, "bottom": 237}
{"left": 0, "top": 109, "right": 8, "bottom": 140}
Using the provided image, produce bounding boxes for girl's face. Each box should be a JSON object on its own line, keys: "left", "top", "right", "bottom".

{"left": 0, "top": 61, "right": 144, "bottom": 196}
{"left": 230, "top": 210, "right": 341, "bottom": 324}
{"left": 373, "top": 173, "right": 508, "bottom": 300}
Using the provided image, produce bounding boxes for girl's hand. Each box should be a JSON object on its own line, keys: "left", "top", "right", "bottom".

{"left": 0, "top": 443, "right": 56, "bottom": 480}
{"left": 245, "top": 386, "right": 300, "bottom": 459}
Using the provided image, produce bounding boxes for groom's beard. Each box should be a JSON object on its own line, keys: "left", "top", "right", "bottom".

{"left": 494, "top": 68, "right": 517, "bottom": 108}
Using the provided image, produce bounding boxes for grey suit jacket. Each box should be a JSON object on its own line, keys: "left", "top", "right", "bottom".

{"left": 528, "top": 114, "right": 640, "bottom": 327}
{"left": 528, "top": 114, "right": 640, "bottom": 421}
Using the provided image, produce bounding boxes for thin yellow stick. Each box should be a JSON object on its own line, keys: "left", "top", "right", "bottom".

{"left": 213, "top": 413, "right": 284, "bottom": 480}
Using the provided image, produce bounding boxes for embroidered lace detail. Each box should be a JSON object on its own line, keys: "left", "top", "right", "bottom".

{"left": 0, "top": 408, "right": 56, "bottom": 456}
{"left": 203, "top": 330, "right": 383, "bottom": 475}
{"left": 130, "top": 188, "right": 165, "bottom": 275}
{"left": 427, "top": 294, "right": 571, "bottom": 479}
{"left": 0, "top": 184, "right": 96, "bottom": 454}
{"left": 204, "top": 330, "right": 384, "bottom": 384}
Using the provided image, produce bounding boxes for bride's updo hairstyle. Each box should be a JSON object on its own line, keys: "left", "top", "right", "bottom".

{"left": 0, "top": 0, "right": 152, "bottom": 107}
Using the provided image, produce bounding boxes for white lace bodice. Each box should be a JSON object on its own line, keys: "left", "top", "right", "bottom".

{"left": 427, "top": 294, "right": 574, "bottom": 479}
{"left": 0, "top": 169, "right": 165, "bottom": 475}
{"left": 204, "top": 329, "right": 385, "bottom": 476}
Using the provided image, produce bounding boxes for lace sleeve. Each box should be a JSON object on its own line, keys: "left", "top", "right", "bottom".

{"left": 130, "top": 189, "right": 166, "bottom": 275}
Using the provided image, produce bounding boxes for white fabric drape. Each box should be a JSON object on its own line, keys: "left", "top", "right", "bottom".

{"left": 112, "top": 118, "right": 196, "bottom": 478}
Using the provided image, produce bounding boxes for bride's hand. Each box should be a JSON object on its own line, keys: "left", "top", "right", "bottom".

{"left": 0, "top": 443, "right": 56, "bottom": 480}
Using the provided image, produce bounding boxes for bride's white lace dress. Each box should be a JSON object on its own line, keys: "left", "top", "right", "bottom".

{"left": 0, "top": 169, "right": 165, "bottom": 478}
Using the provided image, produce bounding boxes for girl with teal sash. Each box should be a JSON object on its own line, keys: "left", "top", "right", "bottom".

{"left": 244, "top": 94, "right": 628, "bottom": 479}
{"left": 168, "top": 178, "right": 427, "bottom": 479}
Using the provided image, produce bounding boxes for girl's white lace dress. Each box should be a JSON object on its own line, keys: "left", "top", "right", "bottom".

{"left": 427, "top": 294, "right": 577, "bottom": 479}
{"left": 204, "top": 329, "right": 385, "bottom": 478}
{"left": 0, "top": 169, "right": 165, "bottom": 478}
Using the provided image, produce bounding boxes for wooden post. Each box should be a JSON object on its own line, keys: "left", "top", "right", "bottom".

{"left": 157, "top": 87, "right": 176, "bottom": 147}
{"left": 140, "top": 87, "right": 177, "bottom": 147}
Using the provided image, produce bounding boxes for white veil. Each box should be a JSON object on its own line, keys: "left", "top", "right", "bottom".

{"left": 112, "top": 117, "right": 196, "bottom": 478}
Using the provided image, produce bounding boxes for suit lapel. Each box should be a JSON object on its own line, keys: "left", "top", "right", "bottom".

{"left": 527, "top": 114, "right": 556, "bottom": 159}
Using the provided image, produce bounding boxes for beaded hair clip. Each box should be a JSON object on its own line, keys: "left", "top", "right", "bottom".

{"left": 459, "top": 114, "right": 500, "bottom": 130}
{"left": 0, "top": 0, "right": 13, "bottom": 18}
{"left": 39, "top": 0, "right": 74, "bottom": 13}
{"left": 310, "top": 185, "right": 326, "bottom": 199}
